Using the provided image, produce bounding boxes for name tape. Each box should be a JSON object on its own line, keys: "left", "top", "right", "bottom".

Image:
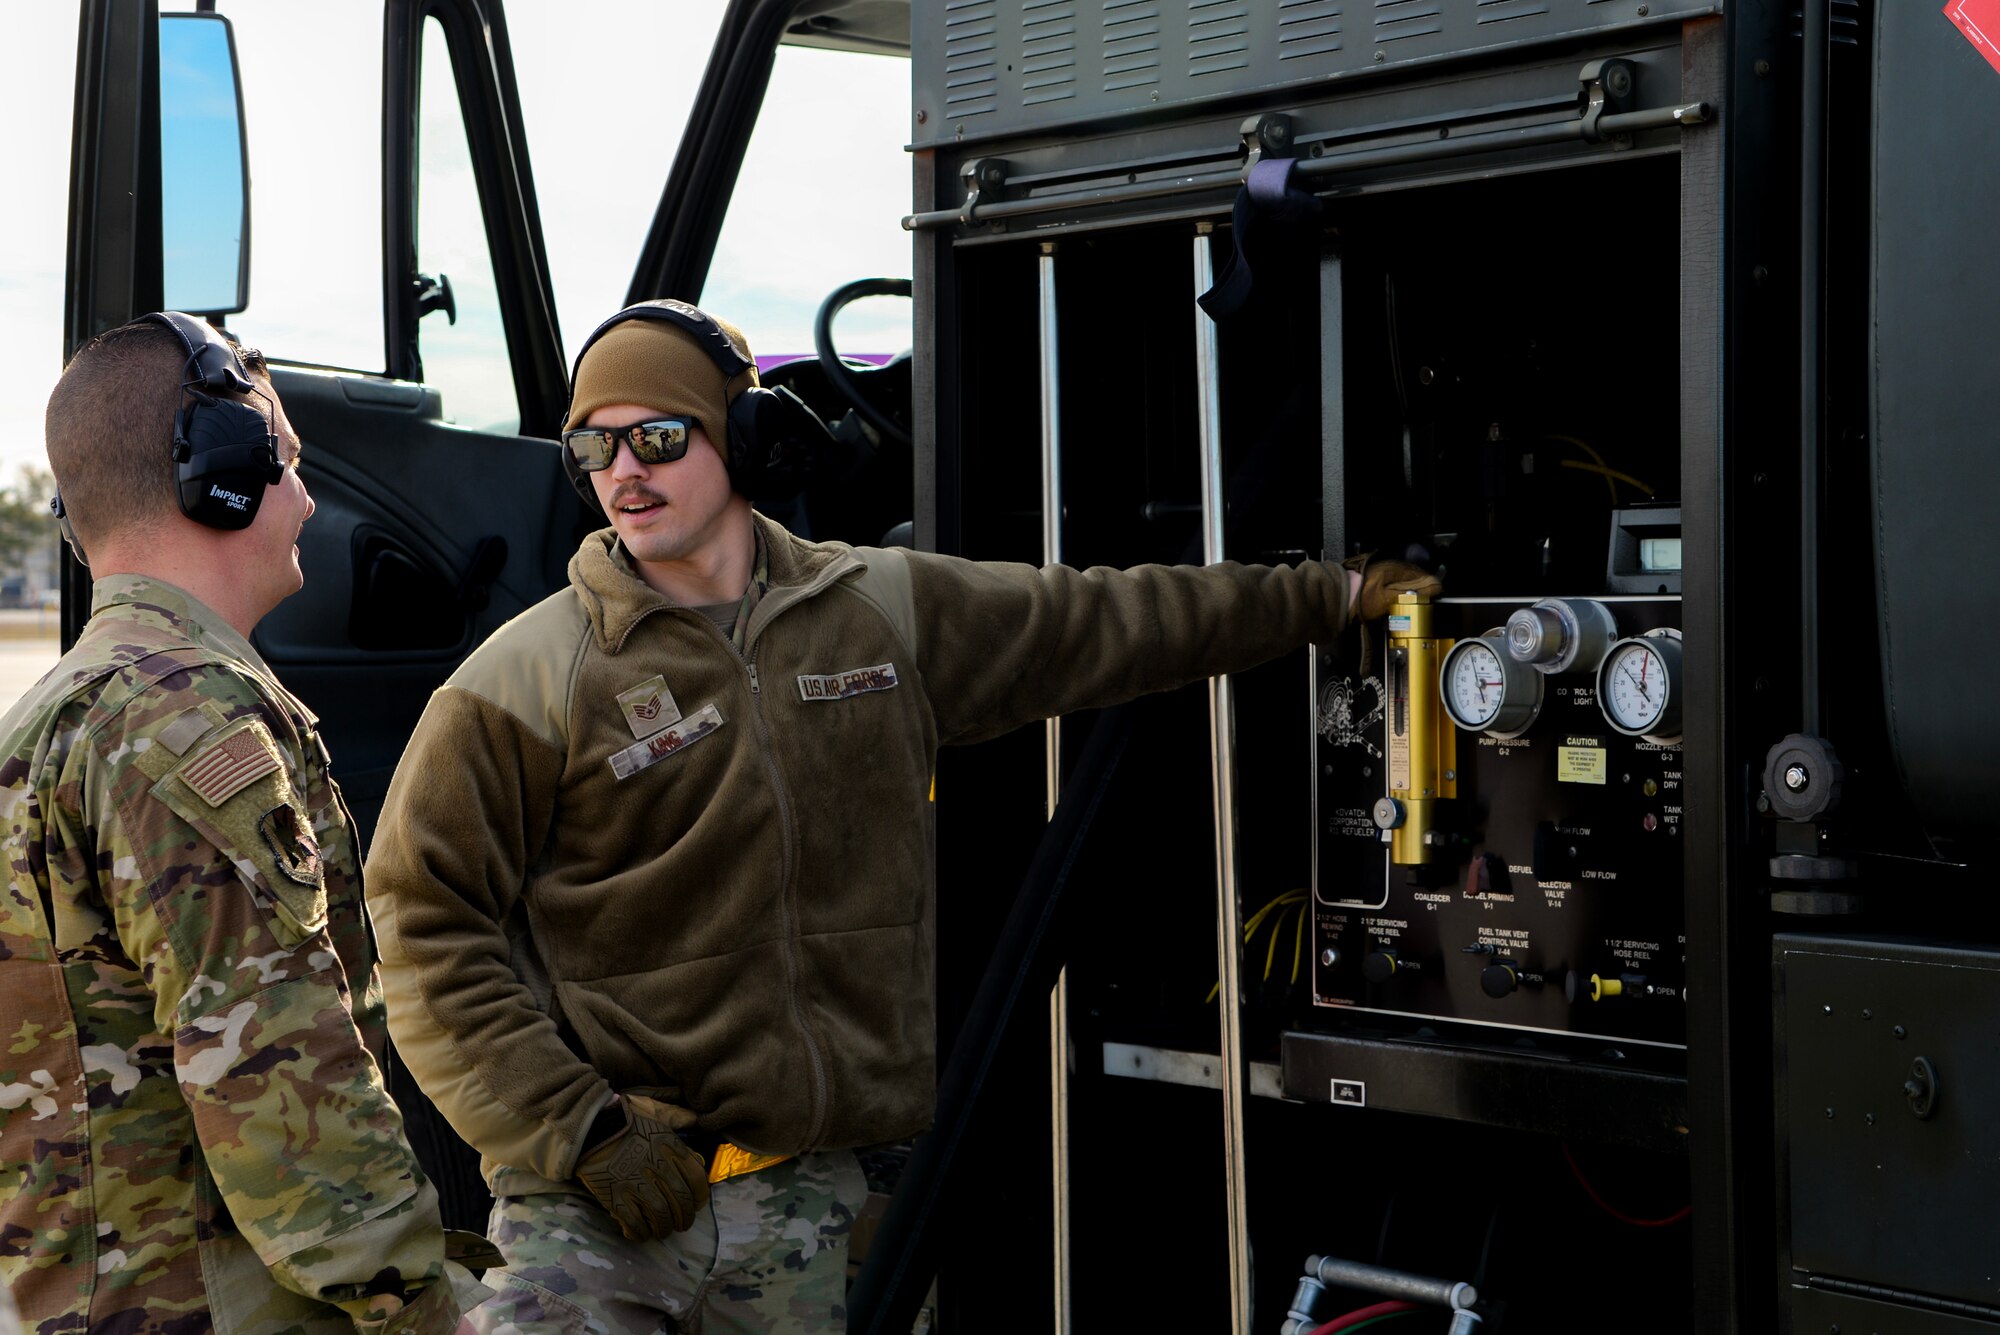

{"left": 608, "top": 703, "right": 725, "bottom": 780}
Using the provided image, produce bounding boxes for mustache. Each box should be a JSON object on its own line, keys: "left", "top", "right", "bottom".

{"left": 609, "top": 483, "right": 667, "bottom": 510}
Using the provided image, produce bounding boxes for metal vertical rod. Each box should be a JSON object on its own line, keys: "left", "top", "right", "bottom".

{"left": 1799, "top": 0, "right": 1827, "bottom": 737}
{"left": 1313, "top": 250, "right": 1345, "bottom": 912}
{"left": 1038, "top": 244, "right": 1073, "bottom": 1335}
{"left": 1194, "top": 226, "right": 1253, "bottom": 1335}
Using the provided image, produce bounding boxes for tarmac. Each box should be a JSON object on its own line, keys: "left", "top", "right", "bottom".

{"left": 0, "top": 609, "right": 64, "bottom": 712}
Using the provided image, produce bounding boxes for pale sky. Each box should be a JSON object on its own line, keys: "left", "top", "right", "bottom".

{"left": 0, "top": 2, "right": 915, "bottom": 477}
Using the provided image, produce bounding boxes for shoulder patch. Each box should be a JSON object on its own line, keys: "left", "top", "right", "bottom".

{"left": 179, "top": 724, "right": 280, "bottom": 806}
{"left": 259, "top": 802, "right": 324, "bottom": 887}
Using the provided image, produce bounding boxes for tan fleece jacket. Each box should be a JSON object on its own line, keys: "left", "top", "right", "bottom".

{"left": 364, "top": 516, "right": 1351, "bottom": 1189}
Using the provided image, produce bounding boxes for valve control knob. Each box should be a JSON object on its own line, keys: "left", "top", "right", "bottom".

{"left": 1464, "top": 852, "right": 1512, "bottom": 897}
{"left": 1593, "top": 972, "right": 1648, "bottom": 1001}
{"left": 1362, "top": 950, "right": 1400, "bottom": 985}
{"left": 1372, "top": 797, "right": 1406, "bottom": 831}
{"left": 1567, "top": 971, "right": 1649, "bottom": 1002}
{"left": 1480, "top": 961, "right": 1521, "bottom": 999}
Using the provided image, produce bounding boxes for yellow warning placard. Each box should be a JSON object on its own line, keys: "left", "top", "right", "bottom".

{"left": 1556, "top": 740, "right": 1608, "bottom": 785}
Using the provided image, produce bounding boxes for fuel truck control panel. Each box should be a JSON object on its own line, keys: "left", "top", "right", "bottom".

{"left": 1311, "top": 593, "right": 1686, "bottom": 1051}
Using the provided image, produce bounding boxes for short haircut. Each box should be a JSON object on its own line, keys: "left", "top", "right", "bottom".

{"left": 45, "top": 318, "right": 270, "bottom": 549}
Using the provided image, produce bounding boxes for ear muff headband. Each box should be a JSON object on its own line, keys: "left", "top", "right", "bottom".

{"left": 143, "top": 311, "right": 283, "bottom": 531}
{"left": 564, "top": 300, "right": 828, "bottom": 505}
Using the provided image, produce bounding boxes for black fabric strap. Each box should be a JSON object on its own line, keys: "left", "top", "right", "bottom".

{"left": 1197, "top": 157, "right": 1324, "bottom": 322}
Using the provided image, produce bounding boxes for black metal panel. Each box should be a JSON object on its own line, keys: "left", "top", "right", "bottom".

{"left": 1777, "top": 936, "right": 2000, "bottom": 1311}
{"left": 1790, "top": 1286, "right": 2000, "bottom": 1335}
{"left": 924, "top": 39, "right": 1690, "bottom": 246}
{"left": 1281, "top": 1030, "right": 1689, "bottom": 1152}
{"left": 912, "top": 0, "right": 1712, "bottom": 147}
{"left": 1311, "top": 596, "right": 1688, "bottom": 1049}
{"left": 1870, "top": 0, "right": 2000, "bottom": 859}
{"left": 1676, "top": 13, "right": 1759, "bottom": 1331}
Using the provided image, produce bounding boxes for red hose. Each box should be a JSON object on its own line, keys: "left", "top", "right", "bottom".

{"left": 1561, "top": 1141, "right": 1693, "bottom": 1228}
{"left": 1307, "top": 1300, "right": 1423, "bottom": 1334}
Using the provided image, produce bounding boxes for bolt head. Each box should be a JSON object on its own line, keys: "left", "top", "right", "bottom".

{"left": 1785, "top": 764, "right": 1810, "bottom": 792}
{"left": 916, "top": 108, "right": 928, "bottom": 124}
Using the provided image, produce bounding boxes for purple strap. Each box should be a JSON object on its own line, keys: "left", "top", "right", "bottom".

{"left": 1246, "top": 157, "right": 1298, "bottom": 208}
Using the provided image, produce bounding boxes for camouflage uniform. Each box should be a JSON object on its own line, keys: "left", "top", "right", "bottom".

{"left": 0, "top": 576, "right": 482, "bottom": 1334}
{"left": 473, "top": 1152, "right": 864, "bottom": 1335}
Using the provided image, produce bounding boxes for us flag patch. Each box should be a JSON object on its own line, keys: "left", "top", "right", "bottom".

{"left": 796, "top": 663, "right": 899, "bottom": 702}
{"left": 179, "top": 727, "right": 279, "bottom": 806}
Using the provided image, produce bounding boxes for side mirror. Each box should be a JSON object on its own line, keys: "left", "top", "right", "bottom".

{"left": 160, "top": 13, "right": 250, "bottom": 315}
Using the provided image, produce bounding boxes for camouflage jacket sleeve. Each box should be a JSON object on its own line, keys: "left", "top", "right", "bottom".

{"left": 95, "top": 670, "right": 462, "bottom": 1334}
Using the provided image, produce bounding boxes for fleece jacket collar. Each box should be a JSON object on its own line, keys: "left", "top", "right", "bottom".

{"left": 569, "top": 513, "right": 865, "bottom": 656}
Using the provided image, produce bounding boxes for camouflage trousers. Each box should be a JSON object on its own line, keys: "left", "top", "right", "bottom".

{"left": 469, "top": 1150, "right": 866, "bottom": 1335}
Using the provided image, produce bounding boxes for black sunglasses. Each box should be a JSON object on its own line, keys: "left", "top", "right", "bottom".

{"left": 561, "top": 417, "right": 701, "bottom": 472}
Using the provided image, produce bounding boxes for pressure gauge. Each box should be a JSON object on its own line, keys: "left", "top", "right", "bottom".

{"left": 1595, "top": 630, "right": 1684, "bottom": 742}
{"left": 1440, "top": 632, "right": 1543, "bottom": 738}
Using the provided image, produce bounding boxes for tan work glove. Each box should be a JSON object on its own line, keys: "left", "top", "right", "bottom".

{"left": 575, "top": 1093, "right": 711, "bottom": 1240}
{"left": 1342, "top": 552, "right": 1443, "bottom": 621}
{"left": 1340, "top": 553, "right": 1443, "bottom": 678}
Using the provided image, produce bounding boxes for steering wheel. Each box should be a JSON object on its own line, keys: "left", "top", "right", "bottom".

{"left": 813, "top": 278, "right": 913, "bottom": 450}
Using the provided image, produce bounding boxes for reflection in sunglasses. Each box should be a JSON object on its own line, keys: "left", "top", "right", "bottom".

{"left": 562, "top": 417, "right": 701, "bottom": 471}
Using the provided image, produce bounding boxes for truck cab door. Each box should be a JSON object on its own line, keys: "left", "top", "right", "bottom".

{"left": 65, "top": 0, "right": 580, "bottom": 836}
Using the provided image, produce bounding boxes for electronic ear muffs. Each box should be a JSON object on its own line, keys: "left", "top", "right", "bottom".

{"left": 565, "top": 299, "right": 832, "bottom": 507}
{"left": 49, "top": 491, "right": 87, "bottom": 567}
{"left": 144, "top": 311, "right": 284, "bottom": 531}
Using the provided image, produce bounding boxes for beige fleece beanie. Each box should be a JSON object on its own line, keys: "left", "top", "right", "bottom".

{"left": 563, "top": 310, "right": 760, "bottom": 457}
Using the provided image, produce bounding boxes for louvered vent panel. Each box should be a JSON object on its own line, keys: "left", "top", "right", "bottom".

{"left": 1020, "top": 0, "right": 1079, "bottom": 106}
{"left": 944, "top": 0, "right": 999, "bottom": 121}
{"left": 1278, "top": 0, "right": 1344, "bottom": 61}
{"left": 1477, "top": 0, "right": 1552, "bottom": 24}
{"left": 1103, "top": 0, "right": 1162, "bottom": 92}
{"left": 1373, "top": 0, "right": 1443, "bottom": 44}
{"left": 1188, "top": 0, "right": 1251, "bottom": 78}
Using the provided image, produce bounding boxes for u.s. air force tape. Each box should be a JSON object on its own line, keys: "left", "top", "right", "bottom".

{"left": 796, "top": 662, "right": 899, "bottom": 701}
{"left": 608, "top": 702, "right": 725, "bottom": 780}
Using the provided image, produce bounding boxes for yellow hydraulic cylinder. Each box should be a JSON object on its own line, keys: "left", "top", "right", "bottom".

{"left": 1382, "top": 592, "right": 1456, "bottom": 865}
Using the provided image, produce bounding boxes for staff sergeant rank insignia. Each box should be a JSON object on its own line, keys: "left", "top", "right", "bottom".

{"left": 617, "top": 674, "right": 682, "bottom": 739}
{"left": 796, "top": 662, "right": 900, "bottom": 702}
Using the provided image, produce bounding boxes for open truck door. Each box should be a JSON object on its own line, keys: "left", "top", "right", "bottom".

{"left": 66, "top": 0, "right": 582, "bottom": 1227}
{"left": 64, "top": 0, "right": 918, "bottom": 1236}
{"left": 66, "top": 0, "right": 576, "bottom": 838}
